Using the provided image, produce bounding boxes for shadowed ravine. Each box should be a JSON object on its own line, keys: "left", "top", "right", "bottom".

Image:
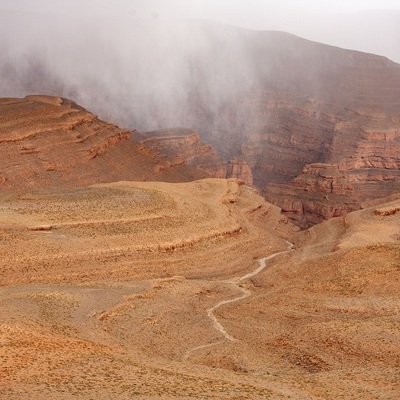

{"left": 183, "top": 240, "right": 294, "bottom": 361}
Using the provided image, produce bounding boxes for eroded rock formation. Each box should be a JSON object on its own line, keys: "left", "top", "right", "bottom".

{"left": 186, "top": 86, "right": 400, "bottom": 227}
{"left": 0, "top": 96, "right": 207, "bottom": 192}
{"left": 3, "top": 19, "right": 400, "bottom": 225}
{"left": 254, "top": 105, "right": 400, "bottom": 227}
{"left": 134, "top": 128, "right": 253, "bottom": 186}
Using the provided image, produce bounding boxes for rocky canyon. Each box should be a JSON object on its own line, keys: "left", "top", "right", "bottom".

{"left": 1, "top": 8, "right": 400, "bottom": 400}
{"left": 0, "top": 109, "right": 399, "bottom": 397}
{"left": 2, "top": 16, "right": 400, "bottom": 226}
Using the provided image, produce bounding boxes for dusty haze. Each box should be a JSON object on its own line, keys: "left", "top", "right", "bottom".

{"left": 1, "top": 1, "right": 400, "bottom": 131}
{"left": 1, "top": 0, "right": 400, "bottom": 59}
{"left": 1, "top": 3, "right": 400, "bottom": 398}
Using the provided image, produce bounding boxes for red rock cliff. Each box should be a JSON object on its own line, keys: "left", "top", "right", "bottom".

{"left": 4, "top": 23, "right": 400, "bottom": 226}
{"left": 134, "top": 128, "right": 253, "bottom": 186}
{"left": 0, "top": 96, "right": 207, "bottom": 192}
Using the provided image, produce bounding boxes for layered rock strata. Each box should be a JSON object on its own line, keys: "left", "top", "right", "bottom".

{"left": 0, "top": 96, "right": 207, "bottom": 192}
{"left": 4, "top": 20, "right": 400, "bottom": 225}
{"left": 179, "top": 32, "right": 400, "bottom": 227}
{"left": 134, "top": 128, "right": 253, "bottom": 186}
{"left": 258, "top": 108, "right": 400, "bottom": 227}
{"left": 189, "top": 92, "right": 400, "bottom": 227}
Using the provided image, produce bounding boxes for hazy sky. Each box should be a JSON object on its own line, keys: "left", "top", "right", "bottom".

{"left": 1, "top": 0, "right": 399, "bottom": 129}
{"left": 2, "top": 0, "right": 400, "bottom": 61}
{"left": 1, "top": 0, "right": 400, "bottom": 19}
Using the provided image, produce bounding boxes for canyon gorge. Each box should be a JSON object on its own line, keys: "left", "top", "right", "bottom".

{"left": 1, "top": 9, "right": 400, "bottom": 400}
{"left": 2, "top": 16, "right": 400, "bottom": 227}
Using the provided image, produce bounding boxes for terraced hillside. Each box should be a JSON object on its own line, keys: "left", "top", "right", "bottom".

{"left": 0, "top": 95, "right": 207, "bottom": 192}
{"left": 1, "top": 177, "right": 399, "bottom": 399}
{"left": 0, "top": 178, "right": 301, "bottom": 399}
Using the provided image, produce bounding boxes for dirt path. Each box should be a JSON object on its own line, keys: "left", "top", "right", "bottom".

{"left": 183, "top": 240, "right": 294, "bottom": 361}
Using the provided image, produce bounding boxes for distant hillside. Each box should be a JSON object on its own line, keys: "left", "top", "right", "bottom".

{"left": 0, "top": 96, "right": 207, "bottom": 192}
{"left": 2, "top": 14, "right": 400, "bottom": 225}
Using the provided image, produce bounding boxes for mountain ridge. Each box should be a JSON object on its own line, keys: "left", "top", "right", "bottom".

{"left": 2, "top": 18, "right": 400, "bottom": 226}
{"left": 0, "top": 95, "right": 208, "bottom": 193}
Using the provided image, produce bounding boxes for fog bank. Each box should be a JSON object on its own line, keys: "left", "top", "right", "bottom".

{"left": 0, "top": 2, "right": 399, "bottom": 133}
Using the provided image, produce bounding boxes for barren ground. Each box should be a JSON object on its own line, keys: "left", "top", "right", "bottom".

{"left": 1, "top": 179, "right": 399, "bottom": 399}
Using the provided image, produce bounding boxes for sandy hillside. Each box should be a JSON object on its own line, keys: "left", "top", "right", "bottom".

{"left": 0, "top": 178, "right": 303, "bottom": 399}
{"left": 210, "top": 200, "right": 400, "bottom": 399}
{"left": 1, "top": 176, "right": 399, "bottom": 399}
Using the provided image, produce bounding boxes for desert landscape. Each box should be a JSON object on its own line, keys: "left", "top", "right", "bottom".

{"left": 0, "top": 96, "right": 399, "bottom": 399}
{"left": 4, "top": 15, "right": 400, "bottom": 227}
{"left": 1, "top": 2, "right": 400, "bottom": 399}
{"left": 0, "top": 154, "right": 399, "bottom": 399}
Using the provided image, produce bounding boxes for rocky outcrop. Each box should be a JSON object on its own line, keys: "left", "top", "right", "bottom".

{"left": 266, "top": 163, "right": 360, "bottom": 228}
{"left": 291, "top": 164, "right": 355, "bottom": 196}
{"left": 262, "top": 114, "right": 400, "bottom": 227}
{"left": 225, "top": 158, "right": 253, "bottom": 186}
{"left": 374, "top": 204, "right": 400, "bottom": 216}
{"left": 134, "top": 128, "right": 226, "bottom": 178}
{"left": 134, "top": 128, "right": 253, "bottom": 186}
{"left": 0, "top": 96, "right": 207, "bottom": 193}
{"left": 190, "top": 91, "right": 400, "bottom": 227}
{"left": 179, "top": 32, "right": 400, "bottom": 227}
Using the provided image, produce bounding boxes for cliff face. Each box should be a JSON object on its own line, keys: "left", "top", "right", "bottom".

{"left": 178, "top": 32, "right": 400, "bottom": 227}
{"left": 225, "top": 158, "right": 253, "bottom": 186}
{"left": 266, "top": 164, "right": 359, "bottom": 228}
{"left": 256, "top": 107, "right": 400, "bottom": 227}
{"left": 186, "top": 90, "right": 400, "bottom": 227}
{"left": 134, "top": 128, "right": 253, "bottom": 186}
{"left": 4, "top": 20, "right": 400, "bottom": 225}
{"left": 0, "top": 96, "right": 207, "bottom": 193}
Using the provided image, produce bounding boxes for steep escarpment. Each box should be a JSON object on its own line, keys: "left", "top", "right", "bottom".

{"left": 0, "top": 96, "right": 207, "bottom": 192}
{"left": 266, "top": 164, "right": 359, "bottom": 228}
{"left": 183, "top": 33, "right": 400, "bottom": 227}
{"left": 3, "top": 18, "right": 400, "bottom": 225}
{"left": 133, "top": 28, "right": 400, "bottom": 227}
{"left": 255, "top": 104, "right": 400, "bottom": 227}
{"left": 187, "top": 90, "right": 400, "bottom": 227}
{"left": 134, "top": 128, "right": 253, "bottom": 185}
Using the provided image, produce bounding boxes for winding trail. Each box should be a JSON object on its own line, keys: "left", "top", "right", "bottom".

{"left": 183, "top": 240, "right": 294, "bottom": 361}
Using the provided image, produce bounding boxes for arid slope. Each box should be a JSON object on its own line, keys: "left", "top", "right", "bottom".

{"left": 209, "top": 198, "right": 400, "bottom": 399}
{"left": 0, "top": 178, "right": 302, "bottom": 399}
{"left": 1, "top": 176, "right": 399, "bottom": 399}
{"left": 0, "top": 96, "right": 207, "bottom": 193}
